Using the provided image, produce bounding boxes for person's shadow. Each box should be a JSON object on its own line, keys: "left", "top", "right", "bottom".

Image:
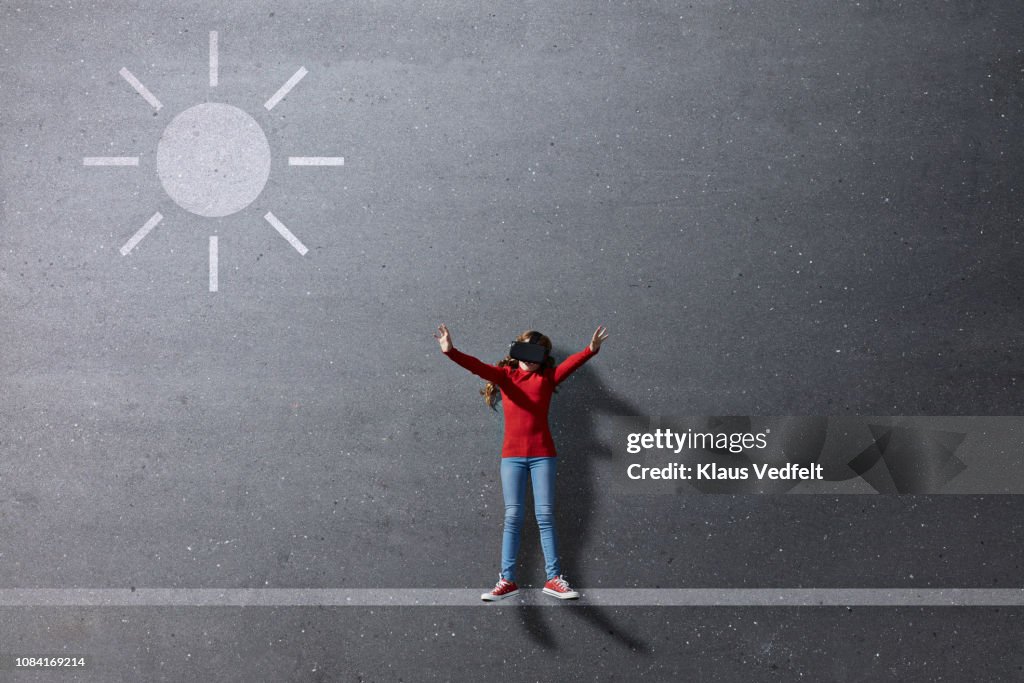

{"left": 510, "top": 346, "right": 651, "bottom": 653}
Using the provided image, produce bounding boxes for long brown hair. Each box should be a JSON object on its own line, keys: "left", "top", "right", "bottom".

{"left": 481, "top": 330, "right": 556, "bottom": 409}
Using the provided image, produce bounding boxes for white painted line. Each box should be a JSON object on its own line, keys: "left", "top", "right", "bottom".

{"left": 0, "top": 588, "right": 1021, "bottom": 607}
{"left": 288, "top": 157, "right": 345, "bottom": 166}
{"left": 264, "top": 66, "right": 308, "bottom": 110}
{"left": 119, "top": 212, "right": 163, "bottom": 256}
{"left": 119, "top": 67, "right": 162, "bottom": 111}
{"left": 83, "top": 157, "right": 139, "bottom": 166}
{"left": 264, "top": 211, "right": 308, "bottom": 255}
{"left": 209, "top": 31, "right": 218, "bottom": 87}
{"left": 209, "top": 236, "right": 218, "bottom": 292}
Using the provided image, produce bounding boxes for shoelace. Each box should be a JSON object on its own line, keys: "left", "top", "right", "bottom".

{"left": 551, "top": 576, "right": 570, "bottom": 590}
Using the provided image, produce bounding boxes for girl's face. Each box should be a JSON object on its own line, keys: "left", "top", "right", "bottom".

{"left": 518, "top": 359, "right": 541, "bottom": 373}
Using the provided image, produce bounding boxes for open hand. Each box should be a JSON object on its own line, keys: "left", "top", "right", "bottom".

{"left": 589, "top": 325, "right": 609, "bottom": 352}
{"left": 434, "top": 323, "right": 453, "bottom": 352}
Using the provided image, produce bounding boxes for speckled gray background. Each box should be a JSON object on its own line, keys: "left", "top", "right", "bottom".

{"left": 1, "top": 0, "right": 1023, "bottom": 680}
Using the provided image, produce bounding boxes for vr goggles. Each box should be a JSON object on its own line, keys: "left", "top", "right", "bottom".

{"left": 509, "top": 332, "right": 549, "bottom": 365}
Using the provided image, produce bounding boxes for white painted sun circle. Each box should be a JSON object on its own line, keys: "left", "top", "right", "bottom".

{"left": 157, "top": 103, "right": 271, "bottom": 217}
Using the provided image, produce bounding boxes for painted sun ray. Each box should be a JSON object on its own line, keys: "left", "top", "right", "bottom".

{"left": 288, "top": 157, "right": 344, "bottom": 166}
{"left": 264, "top": 67, "right": 308, "bottom": 110}
{"left": 264, "top": 211, "right": 308, "bottom": 255}
{"left": 83, "top": 157, "right": 139, "bottom": 166}
{"left": 118, "top": 67, "right": 162, "bottom": 111}
{"left": 209, "top": 31, "right": 218, "bottom": 87}
{"left": 209, "top": 236, "right": 219, "bottom": 292}
{"left": 120, "top": 212, "right": 164, "bottom": 256}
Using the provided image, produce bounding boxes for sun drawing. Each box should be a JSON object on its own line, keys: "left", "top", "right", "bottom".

{"left": 83, "top": 31, "right": 344, "bottom": 292}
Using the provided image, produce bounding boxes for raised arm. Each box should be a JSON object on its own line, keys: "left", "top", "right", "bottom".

{"left": 554, "top": 346, "right": 597, "bottom": 385}
{"left": 553, "top": 325, "right": 608, "bottom": 385}
{"left": 444, "top": 346, "right": 509, "bottom": 384}
{"left": 436, "top": 324, "right": 508, "bottom": 385}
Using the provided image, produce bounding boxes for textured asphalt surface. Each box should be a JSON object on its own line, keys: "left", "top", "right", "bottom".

{"left": 2, "top": 0, "right": 1023, "bottom": 680}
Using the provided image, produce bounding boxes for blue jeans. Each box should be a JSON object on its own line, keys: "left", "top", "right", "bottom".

{"left": 500, "top": 456, "right": 560, "bottom": 583}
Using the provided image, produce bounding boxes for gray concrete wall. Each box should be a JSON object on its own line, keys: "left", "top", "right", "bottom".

{"left": 1, "top": 1, "right": 1022, "bottom": 680}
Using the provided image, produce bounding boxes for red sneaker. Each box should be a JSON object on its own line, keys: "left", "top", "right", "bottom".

{"left": 543, "top": 575, "right": 580, "bottom": 600}
{"left": 481, "top": 576, "right": 519, "bottom": 601}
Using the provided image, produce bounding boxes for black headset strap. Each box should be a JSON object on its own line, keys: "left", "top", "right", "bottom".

{"left": 527, "top": 332, "right": 541, "bottom": 345}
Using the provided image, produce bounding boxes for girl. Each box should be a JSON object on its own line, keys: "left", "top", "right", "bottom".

{"left": 435, "top": 323, "right": 609, "bottom": 601}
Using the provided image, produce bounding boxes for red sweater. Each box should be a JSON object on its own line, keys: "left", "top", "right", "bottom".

{"left": 443, "top": 344, "right": 598, "bottom": 457}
